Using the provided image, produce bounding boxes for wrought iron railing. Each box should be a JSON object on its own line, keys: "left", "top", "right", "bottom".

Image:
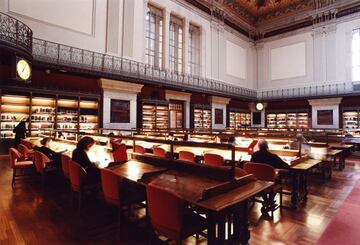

{"left": 257, "top": 81, "right": 358, "bottom": 100}
{"left": 32, "top": 38, "right": 257, "bottom": 99}
{"left": 0, "top": 12, "right": 32, "bottom": 56}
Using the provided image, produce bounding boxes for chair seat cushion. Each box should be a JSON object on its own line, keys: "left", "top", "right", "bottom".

{"left": 15, "top": 161, "right": 34, "bottom": 168}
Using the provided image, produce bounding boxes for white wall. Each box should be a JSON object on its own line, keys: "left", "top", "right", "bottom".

{"left": 257, "top": 13, "right": 360, "bottom": 91}
{"left": 3, "top": 0, "right": 360, "bottom": 93}
{"left": 2, "top": 0, "right": 107, "bottom": 53}
{"left": 257, "top": 31, "right": 314, "bottom": 90}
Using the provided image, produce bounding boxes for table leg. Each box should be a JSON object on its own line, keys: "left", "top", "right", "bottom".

{"left": 207, "top": 212, "right": 217, "bottom": 245}
{"left": 291, "top": 171, "right": 299, "bottom": 209}
{"left": 239, "top": 202, "right": 250, "bottom": 245}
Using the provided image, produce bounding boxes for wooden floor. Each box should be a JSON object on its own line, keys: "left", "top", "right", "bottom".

{"left": 1, "top": 154, "right": 360, "bottom": 245}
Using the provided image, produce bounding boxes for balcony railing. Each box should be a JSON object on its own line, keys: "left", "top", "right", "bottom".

{"left": 0, "top": 12, "right": 33, "bottom": 56}
{"left": 30, "top": 38, "right": 360, "bottom": 101}
{"left": 32, "top": 38, "right": 257, "bottom": 99}
{"left": 257, "top": 81, "right": 358, "bottom": 100}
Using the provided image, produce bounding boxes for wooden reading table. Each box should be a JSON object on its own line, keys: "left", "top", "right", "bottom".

{"left": 109, "top": 154, "right": 272, "bottom": 245}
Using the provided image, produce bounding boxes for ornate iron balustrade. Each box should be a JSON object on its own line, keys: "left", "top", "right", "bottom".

{"left": 0, "top": 12, "right": 33, "bottom": 56}
{"left": 257, "top": 81, "right": 357, "bottom": 100}
{"left": 32, "top": 38, "right": 257, "bottom": 99}
{"left": 30, "top": 37, "right": 360, "bottom": 101}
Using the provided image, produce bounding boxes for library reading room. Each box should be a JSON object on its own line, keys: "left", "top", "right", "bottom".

{"left": 1, "top": 0, "right": 360, "bottom": 244}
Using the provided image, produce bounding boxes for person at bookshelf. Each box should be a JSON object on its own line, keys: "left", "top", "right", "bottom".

{"left": 251, "top": 139, "right": 289, "bottom": 169}
{"left": 34, "top": 137, "right": 62, "bottom": 167}
{"left": 72, "top": 136, "right": 100, "bottom": 182}
{"left": 13, "top": 118, "right": 29, "bottom": 148}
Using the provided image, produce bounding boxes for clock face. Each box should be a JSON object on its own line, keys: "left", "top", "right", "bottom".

{"left": 256, "top": 103, "right": 264, "bottom": 111}
{"left": 16, "top": 59, "right": 31, "bottom": 81}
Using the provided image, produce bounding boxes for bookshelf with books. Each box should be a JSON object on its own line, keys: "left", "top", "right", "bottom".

{"left": 79, "top": 99, "right": 99, "bottom": 134}
{"left": 169, "top": 101, "right": 184, "bottom": 129}
{"left": 142, "top": 100, "right": 169, "bottom": 130}
{"left": 30, "top": 96, "right": 56, "bottom": 136}
{"left": 0, "top": 93, "right": 30, "bottom": 139}
{"left": 0, "top": 89, "right": 100, "bottom": 140}
{"left": 343, "top": 109, "right": 360, "bottom": 130}
{"left": 193, "top": 105, "right": 212, "bottom": 129}
{"left": 229, "top": 110, "right": 251, "bottom": 129}
{"left": 266, "top": 111, "right": 309, "bottom": 129}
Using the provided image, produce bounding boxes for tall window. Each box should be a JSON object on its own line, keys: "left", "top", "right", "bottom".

{"left": 145, "top": 5, "right": 163, "bottom": 68}
{"left": 169, "top": 15, "right": 183, "bottom": 73}
{"left": 352, "top": 29, "right": 360, "bottom": 81}
{"left": 189, "top": 24, "right": 201, "bottom": 76}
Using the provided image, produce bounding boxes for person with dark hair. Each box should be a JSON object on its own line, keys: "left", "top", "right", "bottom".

{"left": 251, "top": 139, "right": 289, "bottom": 169}
{"left": 72, "top": 136, "right": 100, "bottom": 182}
{"left": 34, "top": 137, "right": 62, "bottom": 167}
{"left": 13, "top": 118, "right": 29, "bottom": 148}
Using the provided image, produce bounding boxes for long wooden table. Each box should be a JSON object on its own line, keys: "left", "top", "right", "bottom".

{"left": 286, "top": 158, "right": 322, "bottom": 209}
{"left": 109, "top": 156, "right": 272, "bottom": 244}
{"left": 25, "top": 137, "right": 114, "bottom": 168}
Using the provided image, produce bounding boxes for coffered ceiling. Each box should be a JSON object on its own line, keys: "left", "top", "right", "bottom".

{"left": 185, "top": 0, "right": 360, "bottom": 39}
{"left": 219, "top": 0, "right": 313, "bottom": 24}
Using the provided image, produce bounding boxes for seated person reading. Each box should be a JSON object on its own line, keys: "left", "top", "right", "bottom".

{"left": 34, "top": 137, "right": 61, "bottom": 167}
{"left": 251, "top": 139, "right": 289, "bottom": 169}
{"left": 72, "top": 136, "right": 100, "bottom": 183}
{"left": 289, "top": 133, "right": 308, "bottom": 150}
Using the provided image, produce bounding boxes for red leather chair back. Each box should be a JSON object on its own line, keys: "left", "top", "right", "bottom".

{"left": 101, "top": 168, "right": 121, "bottom": 206}
{"left": 147, "top": 182, "right": 185, "bottom": 240}
{"left": 33, "top": 151, "right": 51, "bottom": 173}
{"left": 178, "top": 151, "right": 196, "bottom": 163}
{"left": 153, "top": 147, "right": 167, "bottom": 158}
{"left": 9, "top": 148, "right": 22, "bottom": 168}
{"left": 18, "top": 144, "right": 31, "bottom": 159}
{"left": 20, "top": 139, "right": 35, "bottom": 150}
{"left": 69, "top": 160, "right": 87, "bottom": 192}
{"left": 244, "top": 162, "right": 276, "bottom": 181}
{"left": 113, "top": 143, "right": 128, "bottom": 162}
{"left": 235, "top": 167, "right": 248, "bottom": 178}
{"left": 203, "top": 153, "right": 225, "bottom": 167}
{"left": 134, "top": 145, "right": 146, "bottom": 154}
{"left": 61, "top": 154, "right": 71, "bottom": 178}
{"left": 111, "top": 140, "right": 123, "bottom": 150}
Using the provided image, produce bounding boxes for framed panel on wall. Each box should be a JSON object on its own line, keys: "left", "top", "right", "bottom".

{"left": 110, "top": 99, "right": 130, "bottom": 123}
{"left": 317, "top": 110, "right": 333, "bottom": 125}
{"left": 252, "top": 112, "right": 262, "bottom": 125}
{"left": 215, "top": 108, "right": 223, "bottom": 124}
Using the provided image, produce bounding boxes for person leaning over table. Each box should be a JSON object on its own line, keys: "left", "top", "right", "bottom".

{"left": 250, "top": 139, "right": 289, "bottom": 169}
{"left": 72, "top": 136, "right": 100, "bottom": 183}
{"left": 34, "top": 137, "right": 62, "bottom": 167}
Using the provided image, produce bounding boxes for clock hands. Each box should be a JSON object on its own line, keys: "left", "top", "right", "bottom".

{"left": 22, "top": 64, "right": 26, "bottom": 73}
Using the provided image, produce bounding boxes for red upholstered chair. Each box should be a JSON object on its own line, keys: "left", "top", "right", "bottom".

{"left": 147, "top": 182, "right": 207, "bottom": 244}
{"left": 244, "top": 162, "right": 283, "bottom": 218}
{"left": 61, "top": 154, "right": 71, "bottom": 179}
{"left": 69, "top": 159, "right": 98, "bottom": 214}
{"left": 9, "top": 148, "right": 34, "bottom": 188}
{"left": 112, "top": 143, "right": 128, "bottom": 162}
{"left": 235, "top": 167, "right": 248, "bottom": 178}
{"left": 203, "top": 153, "right": 225, "bottom": 167}
{"left": 18, "top": 143, "right": 33, "bottom": 160}
{"left": 178, "top": 151, "right": 196, "bottom": 163}
{"left": 20, "top": 139, "right": 35, "bottom": 150}
{"left": 101, "top": 168, "right": 121, "bottom": 206}
{"left": 153, "top": 147, "right": 167, "bottom": 158}
{"left": 134, "top": 145, "right": 146, "bottom": 154}
{"left": 111, "top": 140, "right": 123, "bottom": 150}
{"left": 33, "top": 151, "right": 58, "bottom": 187}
